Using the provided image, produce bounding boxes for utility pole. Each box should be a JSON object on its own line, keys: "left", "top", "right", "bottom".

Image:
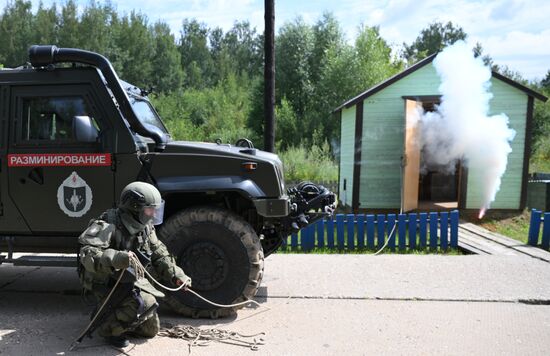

{"left": 263, "top": 0, "right": 275, "bottom": 152}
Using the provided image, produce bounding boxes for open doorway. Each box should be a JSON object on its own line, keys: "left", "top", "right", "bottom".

{"left": 417, "top": 100, "right": 460, "bottom": 211}
{"left": 402, "top": 98, "right": 463, "bottom": 212}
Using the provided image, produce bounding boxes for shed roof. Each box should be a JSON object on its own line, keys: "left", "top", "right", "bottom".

{"left": 333, "top": 53, "right": 548, "bottom": 112}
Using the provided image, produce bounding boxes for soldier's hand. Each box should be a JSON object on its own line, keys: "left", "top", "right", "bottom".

{"left": 106, "top": 249, "right": 131, "bottom": 269}
{"left": 174, "top": 277, "right": 192, "bottom": 290}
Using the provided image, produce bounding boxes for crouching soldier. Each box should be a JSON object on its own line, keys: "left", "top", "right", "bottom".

{"left": 77, "top": 182, "right": 191, "bottom": 348}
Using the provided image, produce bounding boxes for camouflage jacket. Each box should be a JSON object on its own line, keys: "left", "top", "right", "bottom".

{"left": 78, "top": 209, "right": 187, "bottom": 297}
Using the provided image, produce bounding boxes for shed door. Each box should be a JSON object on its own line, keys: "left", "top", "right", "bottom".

{"left": 402, "top": 99, "right": 421, "bottom": 212}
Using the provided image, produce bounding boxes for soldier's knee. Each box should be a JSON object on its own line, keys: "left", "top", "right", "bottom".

{"left": 141, "top": 292, "right": 158, "bottom": 309}
{"left": 135, "top": 314, "right": 160, "bottom": 338}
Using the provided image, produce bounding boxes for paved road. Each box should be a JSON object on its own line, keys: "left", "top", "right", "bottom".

{"left": 1, "top": 254, "right": 550, "bottom": 355}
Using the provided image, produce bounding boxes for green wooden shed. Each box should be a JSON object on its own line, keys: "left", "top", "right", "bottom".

{"left": 334, "top": 54, "right": 548, "bottom": 213}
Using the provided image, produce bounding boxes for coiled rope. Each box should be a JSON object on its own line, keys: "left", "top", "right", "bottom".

{"left": 158, "top": 324, "right": 266, "bottom": 353}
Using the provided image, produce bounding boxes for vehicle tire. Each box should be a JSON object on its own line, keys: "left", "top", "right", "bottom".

{"left": 157, "top": 206, "right": 264, "bottom": 319}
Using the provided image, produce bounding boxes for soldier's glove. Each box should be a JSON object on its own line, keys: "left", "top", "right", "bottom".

{"left": 174, "top": 276, "right": 192, "bottom": 290}
{"left": 100, "top": 249, "right": 130, "bottom": 270}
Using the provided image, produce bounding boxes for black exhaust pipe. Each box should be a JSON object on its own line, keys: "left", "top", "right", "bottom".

{"left": 28, "top": 45, "right": 167, "bottom": 151}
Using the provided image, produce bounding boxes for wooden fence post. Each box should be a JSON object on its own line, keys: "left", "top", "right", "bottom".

{"left": 542, "top": 212, "right": 550, "bottom": 250}
{"left": 316, "top": 219, "right": 325, "bottom": 248}
{"left": 336, "top": 214, "right": 345, "bottom": 250}
{"left": 528, "top": 209, "right": 542, "bottom": 246}
{"left": 398, "top": 214, "right": 407, "bottom": 251}
{"left": 291, "top": 232, "right": 298, "bottom": 249}
{"left": 450, "top": 210, "right": 459, "bottom": 247}
{"left": 366, "top": 215, "right": 375, "bottom": 249}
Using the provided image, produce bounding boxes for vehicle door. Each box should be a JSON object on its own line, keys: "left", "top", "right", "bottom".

{"left": 7, "top": 84, "right": 115, "bottom": 234}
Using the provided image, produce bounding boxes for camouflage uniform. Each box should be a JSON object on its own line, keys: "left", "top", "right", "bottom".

{"left": 78, "top": 182, "right": 189, "bottom": 342}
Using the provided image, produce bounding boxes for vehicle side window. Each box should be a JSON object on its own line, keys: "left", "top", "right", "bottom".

{"left": 21, "top": 96, "right": 101, "bottom": 142}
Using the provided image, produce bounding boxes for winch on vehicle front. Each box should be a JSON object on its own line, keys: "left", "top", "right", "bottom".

{"left": 286, "top": 181, "right": 336, "bottom": 232}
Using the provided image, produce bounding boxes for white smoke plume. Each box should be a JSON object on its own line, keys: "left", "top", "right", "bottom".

{"left": 418, "top": 41, "right": 516, "bottom": 217}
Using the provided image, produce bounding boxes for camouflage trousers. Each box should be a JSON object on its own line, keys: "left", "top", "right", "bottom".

{"left": 95, "top": 289, "right": 160, "bottom": 338}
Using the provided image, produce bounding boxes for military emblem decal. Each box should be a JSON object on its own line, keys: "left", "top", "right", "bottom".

{"left": 57, "top": 172, "right": 93, "bottom": 217}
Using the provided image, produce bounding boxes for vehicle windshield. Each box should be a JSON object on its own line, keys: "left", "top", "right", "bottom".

{"left": 129, "top": 96, "right": 169, "bottom": 135}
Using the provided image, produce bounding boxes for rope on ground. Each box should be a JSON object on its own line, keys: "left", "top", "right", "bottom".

{"left": 158, "top": 324, "right": 266, "bottom": 355}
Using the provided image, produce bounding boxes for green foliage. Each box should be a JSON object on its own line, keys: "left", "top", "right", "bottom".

{"left": 542, "top": 70, "right": 550, "bottom": 89}
{"left": 278, "top": 142, "right": 337, "bottom": 182}
{"left": 475, "top": 210, "right": 531, "bottom": 244}
{"left": 530, "top": 135, "right": 550, "bottom": 173}
{"left": 151, "top": 22, "right": 184, "bottom": 92}
{"left": 402, "top": 21, "right": 467, "bottom": 62}
{"left": 0, "top": 0, "right": 34, "bottom": 66}
{"left": 275, "top": 98, "right": 299, "bottom": 150}
{"left": 151, "top": 74, "right": 258, "bottom": 144}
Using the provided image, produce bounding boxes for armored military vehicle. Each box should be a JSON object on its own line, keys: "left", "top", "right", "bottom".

{"left": 0, "top": 46, "right": 335, "bottom": 318}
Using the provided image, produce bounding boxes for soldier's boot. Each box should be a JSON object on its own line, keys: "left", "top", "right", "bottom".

{"left": 106, "top": 335, "right": 130, "bottom": 348}
{"left": 97, "top": 315, "right": 130, "bottom": 348}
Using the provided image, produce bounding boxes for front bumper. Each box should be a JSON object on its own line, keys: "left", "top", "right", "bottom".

{"left": 253, "top": 197, "right": 291, "bottom": 217}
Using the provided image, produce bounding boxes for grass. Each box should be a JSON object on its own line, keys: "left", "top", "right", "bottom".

{"left": 464, "top": 209, "right": 531, "bottom": 244}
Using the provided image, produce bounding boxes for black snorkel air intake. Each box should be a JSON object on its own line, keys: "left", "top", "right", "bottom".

{"left": 28, "top": 45, "right": 167, "bottom": 151}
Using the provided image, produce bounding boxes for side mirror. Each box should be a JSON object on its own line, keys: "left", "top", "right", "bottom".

{"left": 72, "top": 116, "right": 99, "bottom": 143}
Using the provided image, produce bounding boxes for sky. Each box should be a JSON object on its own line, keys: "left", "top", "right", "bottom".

{"left": 2, "top": 0, "right": 549, "bottom": 81}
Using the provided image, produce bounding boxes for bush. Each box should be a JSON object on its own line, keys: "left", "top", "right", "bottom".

{"left": 531, "top": 135, "right": 550, "bottom": 173}
{"left": 279, "top": 141, "right": 337, "bottom": 182}
{"left": 151, "top": 74, "right": 259, "bottom": 144}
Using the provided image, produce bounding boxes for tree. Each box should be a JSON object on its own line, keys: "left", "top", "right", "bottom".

{"left": 402, "top": 21, "right": 467, "bottom": 63}
{"left": 472, "top": 42, "right": 497, "bottom": 68}
{"left": 151, "top": 21, "right": 184, "bottom": 92}
{"left": 179, "top": 19, "right": 213, "bottom": 88}
{"left": 113, "top": 12, "right": 154, "bottom": 87}
{"left": 223, "top": 21, "right": 262, "bottom": 78}
{"left": 57, "top": 0, "right": 80, "bottom": 48}
{"left": 310, "top": 12, "right": 344, "bottom": 85}
{"left": 541, "top": 70, "right": 550, "bottom": 89}
{"left": 0, "top": 0, "right": 34, "bottom": 66}
{"left": 32, "top": 3, "right": 58, "bottom": 45}
{"left": 78, "top": 2, "right": 118, "bottom": 55}
{"left": 313, "top": 25, "right": 402, "bottom": 143}
{"left": 275, "top": 18, "right": 314, "bottom": 123}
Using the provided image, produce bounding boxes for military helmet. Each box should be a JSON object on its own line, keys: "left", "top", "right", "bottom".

{"left": 119, "top": 182, "right": 165, "bottom": 225}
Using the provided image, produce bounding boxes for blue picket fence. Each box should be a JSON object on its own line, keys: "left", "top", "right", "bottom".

{"left": 528, "top": 209, "right": 550, "bottom": 249}
{"left": 283, "top": 210, "right": 459, "bottom": 251}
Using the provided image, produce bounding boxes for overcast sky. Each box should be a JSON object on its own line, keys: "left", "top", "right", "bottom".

{"left": 3, "top": 0, "right": 549, "bottom": 80}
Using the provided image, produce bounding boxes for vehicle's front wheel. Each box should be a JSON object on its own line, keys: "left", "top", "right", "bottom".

{"left": 157, "top": 206, "right": 264, "bottom": 318}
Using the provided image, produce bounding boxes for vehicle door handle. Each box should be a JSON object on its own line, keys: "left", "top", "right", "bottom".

{"left": 27, "top": 167, "right": 44, "bottom": 185}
